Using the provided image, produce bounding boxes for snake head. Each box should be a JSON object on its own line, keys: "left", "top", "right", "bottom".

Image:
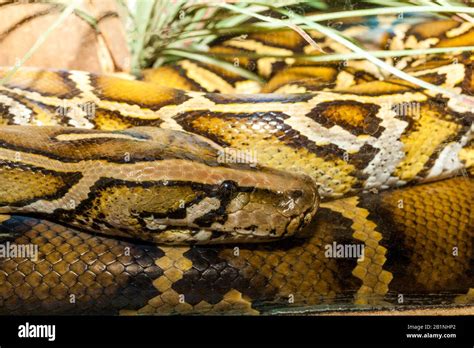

{"left": 84, "top": 126, "right": 320, "bottom": 244}
{"left": 119, "top": 165, "right": 320, "bottom": 244}
{"left": 0, "top": 126, "right": 319, "bottom": 244}
{"left": 77, "top": 127, "right": 320, "bottom": 244}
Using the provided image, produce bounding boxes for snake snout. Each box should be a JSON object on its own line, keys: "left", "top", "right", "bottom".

{"left": 277, "top": 174, "right": 319, "bottom": 236}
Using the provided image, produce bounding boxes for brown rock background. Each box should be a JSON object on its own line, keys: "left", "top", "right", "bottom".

{"left": 0, "top": 0, "right": 130, "bottom": 73}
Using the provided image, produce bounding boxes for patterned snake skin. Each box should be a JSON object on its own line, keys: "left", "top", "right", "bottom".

{"left": 0, "top": 17, "right": 473, "bottom": 314}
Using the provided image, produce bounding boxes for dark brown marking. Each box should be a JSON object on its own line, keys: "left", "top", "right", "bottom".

{"left": 308, "top": 100, "right": 384, "bottom": 137}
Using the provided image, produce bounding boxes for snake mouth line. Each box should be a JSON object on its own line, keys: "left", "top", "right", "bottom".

{"left": 125, "top": 209, "right": 318, "bottom": 245}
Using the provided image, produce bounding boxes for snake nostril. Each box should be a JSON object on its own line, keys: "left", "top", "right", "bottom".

{"left": 291, "top": 190, "right": 303, "bottom": 200}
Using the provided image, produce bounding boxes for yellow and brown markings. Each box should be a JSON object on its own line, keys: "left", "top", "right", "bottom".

{"left": 89, "top": 74, "right": 190, "bottom": 111}
{"left": 246, "top": 30, "right": 311, "bottom": 51}
{"left": 0, "top": 162, "right": 82, "bottom": 208}
{"left": 216, "top": 210, "right": 363, "bottom": 309}
{"left": 175, "top": 110, "right": 362, "bottom": 197}
{"left": 405, "top": 20, "right": 462, "bottom": 43}
{"left": 174, "top": 61, "right": 238, "bottom": 94}
{"left": 389, "top": 20, "right": 474, "bottom": 53}
{"left": 58, "top": 180, "right": 205, "bottom": 236}
{"left": 0, "top": 68, "right": 80, "bottom": 99}
{"left": 262, "top": 65, "right": 377, "bottom": 93}
{"left": 217, "top": 33, "right": 300, "bottom": 79}
{"left": 0, "top": 125, "right": 222, "bottom": 164}
{"left": 141, "top": 59, "right": 258, "bottom": 94}
{"left": 183, "top": 60, "right": 254, "bottom": 92}
{"left": 122, "top": 246, "right": 257, "bottom": 315}
{"left": 308, "top": 100, "right": 383, "bottom": 137}
{"left": 141, "top": 65, "right": 208, "bottom": 92}
{"left": 121, "top": 247, "right": 193, "bottom": 314}
{"left": 207, "top": 45, "right": 260, "bottom": 75}
{"left": 262, "top": 66, "right": 339, "bottom": 93}
{"left": 0, "top": 214, "right": 10, "bottom": 223}
{"left": 394, "top": 100, "right": 469, "bottom": 181}
{"left": 335, "top": 80, "right": 422, "bottom": 96}
{"left": 0, "top": 89, "right": 60, "bottom": 126}
{"left": 322, "top": 197, "right": 392, "bottom": 306}
{"left": 1, "top": 178, "right": 470, "bottom": 314}
{"left": 90, "top": 108, "right": 163, "bottom": 130}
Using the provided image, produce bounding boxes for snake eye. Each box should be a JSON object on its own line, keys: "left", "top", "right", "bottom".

{"left": 218, "top": 180, "right": 237, "bottom": 198}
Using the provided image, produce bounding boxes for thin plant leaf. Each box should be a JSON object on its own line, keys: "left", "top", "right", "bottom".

{"left": 162, "top": 49, "right": 265, "bottom": 83}
{"left": 279, "top": 8, "right": 474, "bottom": 108}
{"left": 217, "top": 2, "right": 326, "bottom": 53}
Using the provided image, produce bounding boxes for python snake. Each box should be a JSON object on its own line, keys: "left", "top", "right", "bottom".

{"left": 0, "top": 17, "right": 473, "bottom": 314}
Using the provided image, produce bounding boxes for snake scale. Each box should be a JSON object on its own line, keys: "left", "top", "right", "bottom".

{"left": 0, "top": 16, "right": 473, "bottom": 314}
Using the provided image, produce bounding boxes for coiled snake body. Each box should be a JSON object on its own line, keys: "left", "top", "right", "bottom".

{"left": 0, "top": 17, "right": 473, "bottom": 314}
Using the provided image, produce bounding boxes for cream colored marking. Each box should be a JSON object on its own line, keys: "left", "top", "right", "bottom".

{"left": 340, "top": 25, "right": 371, "bottom": 39}
{"left": 322, "top": 198, "right": 393, "bottom": 305}
{"left": 234, "top": 80, "right": 262, "bottom": 94}
{"left": 273, "top": 84, "right": 307, "bottom": 94}
{"left": 362, "top": 110, "right": 409, "bottom": 190}
{"left": 0, "top": 94, "right": 32, "bottom": 124}
{"left": 335, "top": 71, "right": 355, "bottom": 89}
{"left": 141, "top": 197, "right": 221, "bottom": 230}
{"left": 303, "top": 44, "right": 318, "bottom": 54}
{"left": 179, "top": 60, "right": 235, "bottom": 93}
{"left": 427, "top": 130, "right": 473, "bottom": 179}
{"left": 224, "top": 39, "right": 295, "bottom": 77}
{"left": 54, "top": 133, "right": 147, "bottom": 142}
{"left": 225, "top": 39, "right": 293, "bottom": 56}
{"left": 347, "top": 60, "right": 383, "bottom": 79}
{"left": 185, "top": 197, "right": 220, "bottom": 222}
{"left": 404, "top": 36, "right": 439, "bottom": 49}
{"left": 390, "top": 23, "right": 411, "bottom": 51}
{"left": 446, "top": 22, "right": 473, "bottom": 38}
{"left": 411, "top": 63, "right": 466, "bottom": 89}
{"left": 257, "top": 58, "right": 277, "bottom": 78}
{"left": 68, "top": 70, "right": 100, "bottom": 100}
{"left": 0, "top": 149, "right": 304, "bottom": 214}
{"left": 326, "top": 41, "right": 352, "bottom": 54}
{"left": 64, "top": 105, "right": 94, "bottom": 129}
{"left": 447, "top": 92, "right": 474, "bottom": 114}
